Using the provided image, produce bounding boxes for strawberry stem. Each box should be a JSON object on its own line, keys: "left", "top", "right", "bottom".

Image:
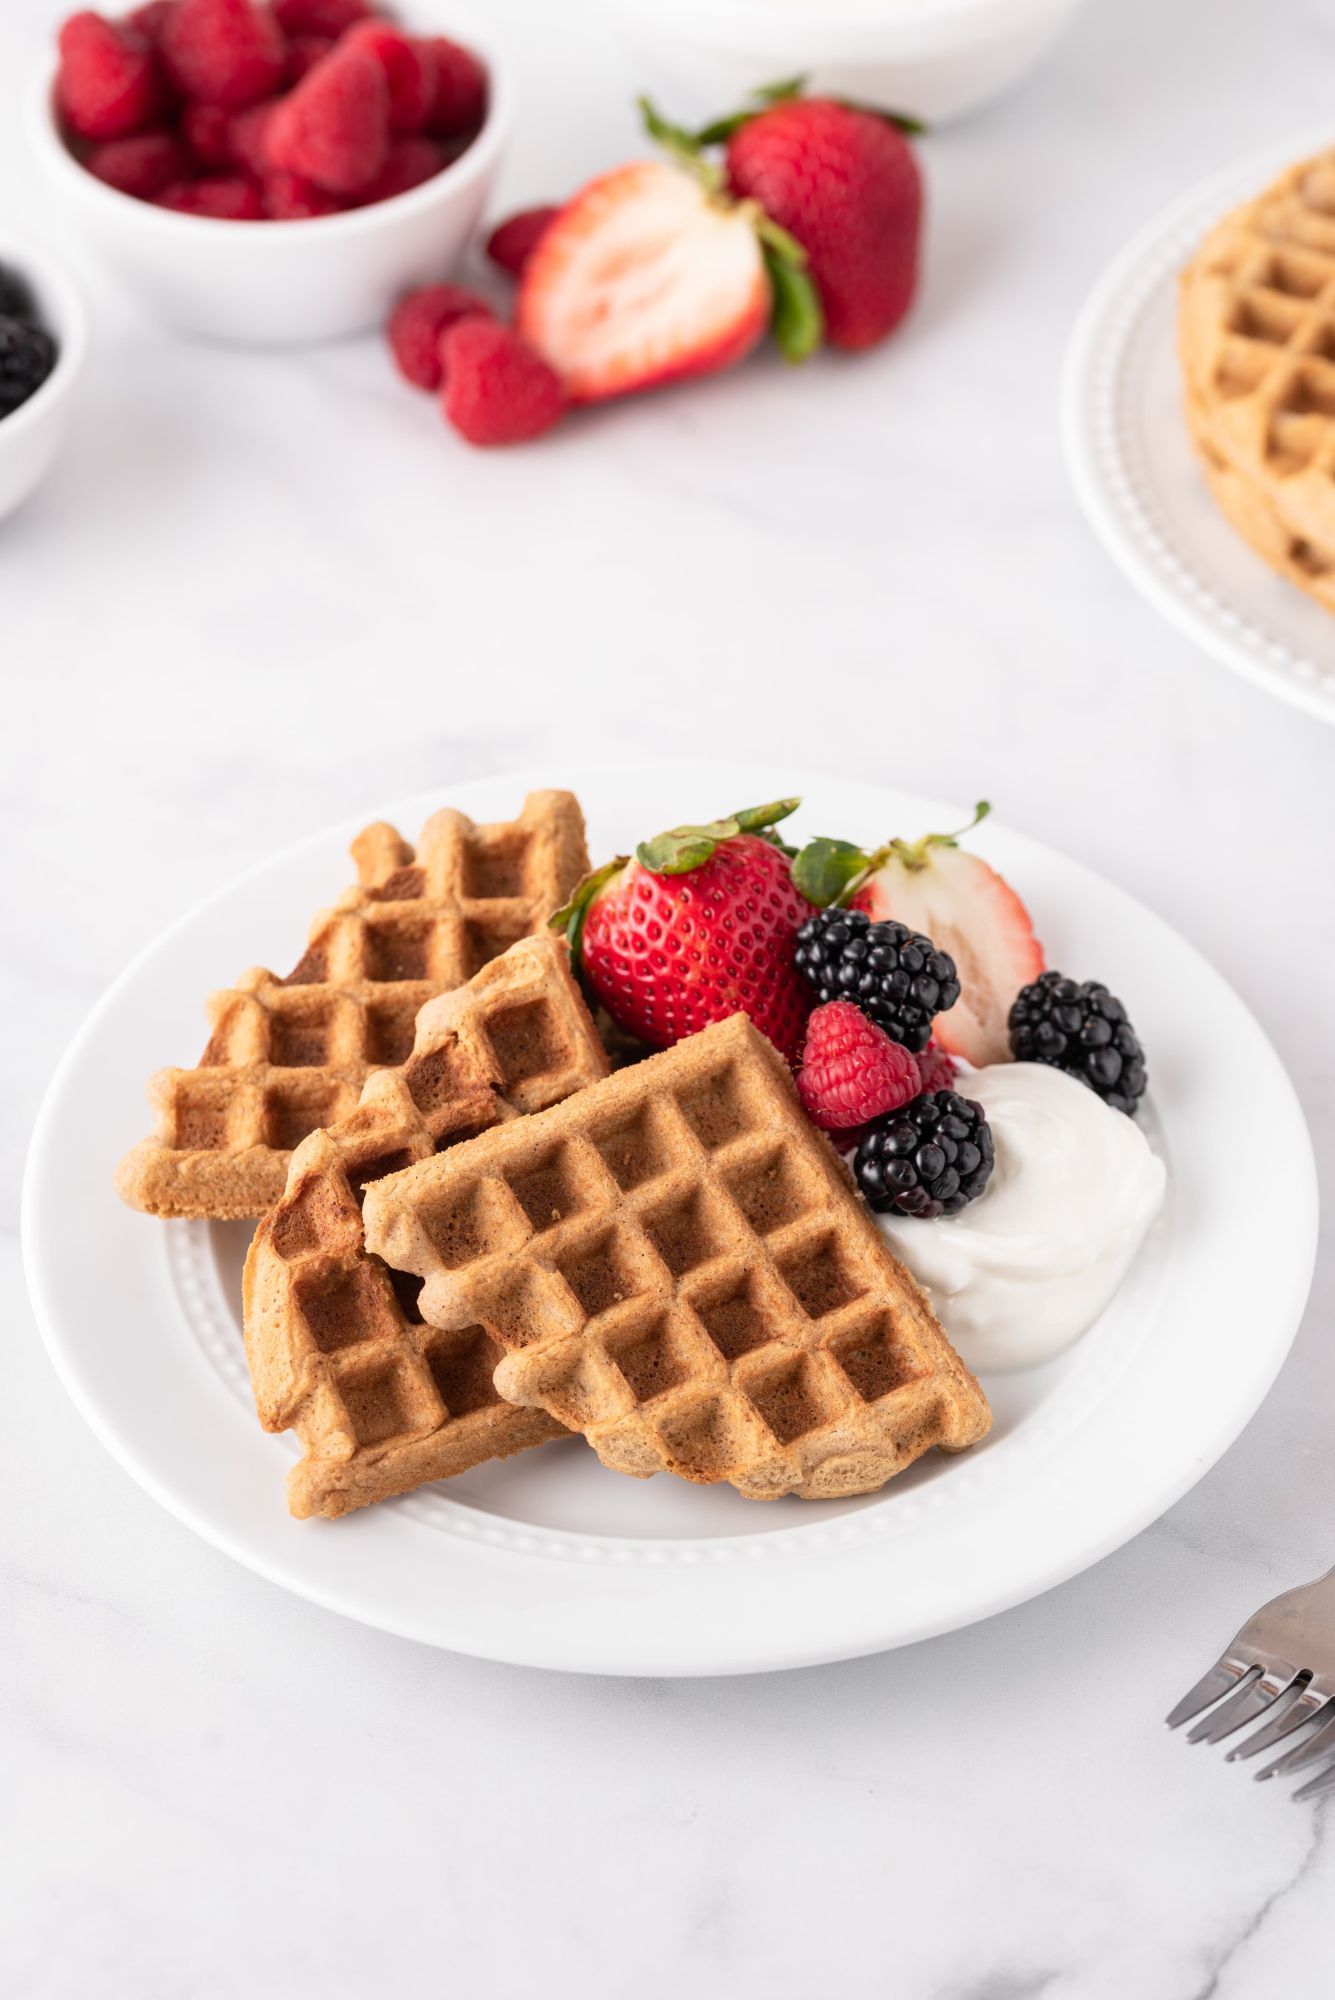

{"left": 765, "top": 247, "right": 823, "bottom": 363}
{"left": 792, "top": 802, "right": 991, "bottom": 906}
{"left": 884, "top": 800, "right": 991, "bottom": 871}
{"left": 637, "top": 95, "right": 725, "bottom": 198}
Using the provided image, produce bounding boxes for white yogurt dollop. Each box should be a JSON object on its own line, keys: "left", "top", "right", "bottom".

{"left": 875, "top": 1062, "right": 1166, "bottom": 1373}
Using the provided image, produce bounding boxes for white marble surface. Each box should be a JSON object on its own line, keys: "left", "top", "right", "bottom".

{"left": 5, "top": 0, "right": 1335, "bottom": 1991}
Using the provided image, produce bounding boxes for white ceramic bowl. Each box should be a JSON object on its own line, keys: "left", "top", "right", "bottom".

{"left": 602, "top": 0, "right": 1087, "bottom": 124}
{"left": 0, "top": 227, "right": 90, "bottom": 525}
{"left": 27, "top": 3, "right": 509, "bottom": 344}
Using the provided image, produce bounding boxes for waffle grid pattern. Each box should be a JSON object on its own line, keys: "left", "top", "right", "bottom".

{"left": 117, "top": 790, "right": 589, "bottom": 1218}
{"left": 243, "top": 934, "right": 610, "bottom": 1519}
{"left": 1180, "top": 150, "right": 1335, "bottom": 610}
{"left": 364, "top": 1014, "right": 991, "bottom": 1502}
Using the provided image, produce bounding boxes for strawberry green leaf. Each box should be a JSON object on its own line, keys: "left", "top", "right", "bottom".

{"left": 753, "top": 74, "right": 808, "bottom": 105}
{"left": 694, "top": 74, "right": 809, "bottom": 144}
{"left": 765, "top": 248, "right": 824, "bottom": 363}
{"left": 635, "top": 800, "right": 800, "bottom": 876}
{"left": 637, "top": 94, "right": 703, "bottom": 157}
{"left": 845, "top": 102, "right": 926, "bottom": 136}
{"left": 792, "top": 837, "right": 870, "bottom": 906}
{"left": 637, "top": 821, "right": 738, "bottom": 874}
{"left": 548, "top": 855, "right": 627, "bottom": 968}
{"left": 730, "top": 797, "right": 801, "bottom": 834}
{"left": 692, "top": 111, "right": 755, "bottom": 145}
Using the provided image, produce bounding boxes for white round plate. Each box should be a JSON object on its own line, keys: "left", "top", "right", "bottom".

{"left": 23, "top": 765, "right": 1318, "bottom": 1675}
{"left": 1063, "top": 133, "right": 1335, "bottom": 727}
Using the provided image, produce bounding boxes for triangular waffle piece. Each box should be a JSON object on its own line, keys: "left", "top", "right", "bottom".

{"left": 363, "top": 1013, "right": 991, "bottom": 1502}
{"left": 1179, "top": 149, "right": 1335, "bottom": 609}
{"left": 244, "top": 934, "right": 611, "bottom": 1519}
{"left": 116, "top": 789, "right": 589, "bottom": 1219}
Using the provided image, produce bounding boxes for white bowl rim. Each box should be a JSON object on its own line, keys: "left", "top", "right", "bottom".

{"left": 0, "top": 223, "right": 90, "bottom": 447}
{"left": 26, "top": 2, "right": 510, "bottom": 244}
{"left": 607, "top": 0, "right": 1078, "bottom": 31}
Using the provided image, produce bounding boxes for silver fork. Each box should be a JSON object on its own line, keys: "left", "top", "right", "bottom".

{"left": 1167, "top": 1566, "right": 1335, "bottom": 1800}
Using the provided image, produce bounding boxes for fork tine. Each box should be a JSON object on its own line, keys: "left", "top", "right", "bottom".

{"left": 1292, "top": 1758, "right": 1335, "bottom": 1803}
{"left": 1183, "top": 1664, "right": 1279, "bottom": 1744}
{"left": 1185, "top": 1669, "right": 1287, "bottom": 1745}
{"left": 1227, "top": 1682, "right": 1321, "bottom": 1761}
{"left": 1166, "top": 1657, "right": 1251, "bottom": 1730}
{"left": 1257, "top": 1707, "right": 1335, "bottom": 1782}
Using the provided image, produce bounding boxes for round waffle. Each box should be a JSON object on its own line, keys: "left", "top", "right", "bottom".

{"left": 1179, "top": 146, "right": 1335, "bottom": 611}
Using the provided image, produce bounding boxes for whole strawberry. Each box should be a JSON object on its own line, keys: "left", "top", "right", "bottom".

{"left": 552, "top": 800, "right": 813, "bottom": 1063}
{"left": 723, "top": 91, "right": 922, "bottom": 351}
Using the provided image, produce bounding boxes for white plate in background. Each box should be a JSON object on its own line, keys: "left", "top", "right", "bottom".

{"left": 1063, "top": 135, "right": 1335, "bottom": 727}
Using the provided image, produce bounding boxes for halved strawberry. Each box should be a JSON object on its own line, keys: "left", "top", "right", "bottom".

{"left": 515, "top": 160, "right": 771, "bottom": 404}
{"left": 792, "top": 804, "right": 1044, "bottom": 1067}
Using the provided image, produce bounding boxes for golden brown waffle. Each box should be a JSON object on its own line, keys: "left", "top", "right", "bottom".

{"left": 1185, "top": 398, "right": 1335, "bottom": 612}
{"left": 363, "top": 1013, "right": 991, "bottom": 1502}
{"left": 1179, "top": 149, "right": 1335, "bottom": 610}
{"left": 244, "top": 934, "right": 611, "bottom": 1520}
{"left": 116, "top": 790, "right": 589, "bottom": 1220}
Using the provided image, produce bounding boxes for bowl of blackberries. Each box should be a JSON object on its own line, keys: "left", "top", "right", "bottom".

{"left": 0, "top": 233, "right": 89, "bottom": 525}
{"left": 28, "top": 1, "right": 509, "bottom": 344}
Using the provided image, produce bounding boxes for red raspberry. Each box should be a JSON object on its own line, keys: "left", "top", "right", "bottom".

{"left": 285, "top": 32, "right": 333, "bottom": 80}
{"left": 261, "top": 167, "right": 340, "bottom": 217}
{"left": 182, "top": 99, "right": 232, "bottom": 165}
{"left": 485, "top": 206, "right": 558, "bottom": 279}
{"left": 226, "top": 96, "right": 279, "bottom": 175}
{"left": 424, "top": 35, "right": 485, "bottom": 137}
{"left": 356, "top": 136, "right": 444, "bottom": 204}
{"left": 86, "top": 129, "right": 190, "bottom": 197}
{"left": 266, "top": 42, "right": 389, "bottom": 194}
{"left": 441, "top": 320, "right": 565, "bottom": 446}
{"left": 160, "top": 0, "right": 287, "bottom": 109}
{"left": 57, "top": 13, "right": 163, "bottom": 142}
{"left": 796, "top": 1001, "right": 922, "bottom": 1132}
{"left": 156, "top": 172, "right": 263, "bottom": 216}
{"left": 916, "top": 1041, "right": 958, "bottom": 1094}
{"left": 128, "top": 2, "right": 175, "bottom": 42}
{"left": 387, "top": 282, "right": 492, "bottom": 391}
{"left": 272, "top": 0, "right": 367, "bottom": 34}
{"left": 341, "top": 23, "right": 435, "bottom": 134}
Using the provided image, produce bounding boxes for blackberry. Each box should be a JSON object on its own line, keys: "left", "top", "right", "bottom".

{"left": 0, "top": 315, "right": 57, "bottom": 421}
{"left": 793, "top": 907, "right": 959, "bottom": 1054}
{"left": 1008, "top": 971, "right": 1146, "bottom": 1115}
{"left": 854, "top": 1090, "right": 994, "bottom": 1220}
{"left": 0, "top": 264, "right": 38, "bottom": 326}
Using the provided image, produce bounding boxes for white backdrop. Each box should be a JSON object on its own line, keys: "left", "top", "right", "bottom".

{"left": 4, "top": 0, "right": 1334, "bottom": 1992}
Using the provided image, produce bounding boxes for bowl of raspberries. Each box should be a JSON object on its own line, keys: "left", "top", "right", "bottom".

{"left": 0, "top": 231, "right": 90, "bottom": 525}
{"left": 29, "top": 0, "right": 508, "bottom": 343}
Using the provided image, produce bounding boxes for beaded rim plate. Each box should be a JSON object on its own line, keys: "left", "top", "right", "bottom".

{"left": 22, "top": 765, "right": 1317, "bottom": 1674}
{"left": 1063, "top": 133, "right": 1335, "bottom": 728}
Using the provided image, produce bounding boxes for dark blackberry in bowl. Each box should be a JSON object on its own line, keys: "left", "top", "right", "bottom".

{"left": 0, "top": 263, "right": 58, "bottom": 421}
